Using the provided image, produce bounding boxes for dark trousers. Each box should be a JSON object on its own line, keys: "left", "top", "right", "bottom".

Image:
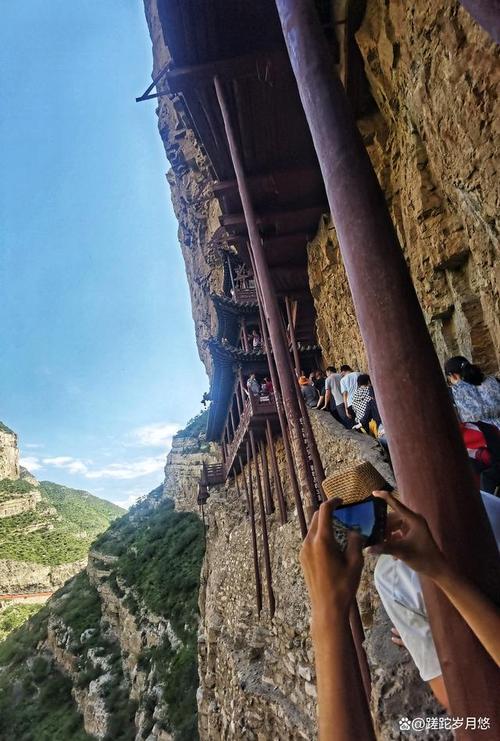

{"left": 335, "top": 403, "right": 354, "bottom": 429}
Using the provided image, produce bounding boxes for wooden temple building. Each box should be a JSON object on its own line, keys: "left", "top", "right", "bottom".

{"left": 141, "top": 0, "right": 500, "bottom": 733}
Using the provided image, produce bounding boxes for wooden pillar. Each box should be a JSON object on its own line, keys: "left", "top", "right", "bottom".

{"left": 214, "top": 76, "right": 318, "bottom": 518}
{"left": 275, "top": 0, "right": 500, "bottom": 727}
{"left": 250, "top": 430, "right": 276, "bottom": 618}
{"left": 244, "top": 442, "right": 263, "bottom": 616}
{"left": 241, "top": 317, "right": 250, "bottom": 352}
{"left": 238, "top": 454, "right": 250, "bottom": 512}
{"left": 234, "top": 470, "right": 241, "bottom": 499}
{"left": 258, "top": 438, "right": 274, "bottom": 515}
{"left": 285, "top": 296, "right": 301, "bottom": 376}
{"left": 266, "top": 419, "right": 287, "bottom": 525}
{"left": 258, "top": 287, "right": 306, "bottom": 535}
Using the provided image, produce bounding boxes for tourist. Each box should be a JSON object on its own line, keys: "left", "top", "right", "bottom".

{"left": 300, "top": 375, "right": 319, "bottom": 408}
{"left": 351, "top": 374, "right": 381, "bottom": 434}
{"left": 251, "top": 329, "right": 262, "bottom": 349}
{"left": 246, "top": 373, "right": 260, "bottom": 396}
{"left": 321, "top": 366, "right": 345, "bottom": 423}
{"left": 261, "top": 377, "right": 273, "bottom": 394}
{"left": 300, "top": 495, "right": 500, "bottom": 735}
{"left": 339, "top": 365, "right": 360, "bottom": 428}
{"left": 445, "top": 356, "right": 500, "bottom": 429}
{"left": 313, "top": 370, "right": 326, "bottom": 404}
{"left": 372, "top": 488, "right": 500, "bottom": 710}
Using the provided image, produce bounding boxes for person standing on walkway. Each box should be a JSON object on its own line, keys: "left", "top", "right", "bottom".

{"left": 339, "top": 365, "right": 359, "bottom": 428}
{"left": 322, "top": 366, "right": 345, "bottom": 424}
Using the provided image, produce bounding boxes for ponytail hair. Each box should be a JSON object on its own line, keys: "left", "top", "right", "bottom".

{"left": 444, "top": 356, "right": 484, "bottom": 386}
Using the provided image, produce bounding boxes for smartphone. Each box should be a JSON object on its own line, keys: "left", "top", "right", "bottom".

{"left": 332, "top": 496, "right": 387, "bottom": 547}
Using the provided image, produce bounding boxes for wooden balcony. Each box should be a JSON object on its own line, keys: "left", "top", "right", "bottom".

{"left": 224, "top": 392, "right": 279, "bottom": 474}
{"left": 203, "top": 462, "right": 226, "bottom": 486}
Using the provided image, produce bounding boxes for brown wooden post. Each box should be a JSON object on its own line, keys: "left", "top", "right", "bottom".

{"left": 234, "top": 469, "right": 241, "bottom": 500}
{"left": 256, "top": 281, "right": 306, "bottom": 534}
{"left": 245, "top": 441, "right": 263, "bottom": 615}
{"left": 215, "top": 76, "right": 319, "bottom": 518}
{"left": 266, "top": 419, "right": 287, "bottom": 524}
{"left": 276, "top": 0, "right": 500, "bottom": 727}
{"left": 250, "top": 430, "right": 276, "bottom": 618}
{"left": 258, "top": 438, "right": 274, "bottom": 515}
{"left": 285, "top": 296, "right": 301, "bottom": 376}
{"left": 241, "top": 317, "right": 250, "bottom": 352}
{"left": 238, "top": 454, "right": 250, "bottom": 512}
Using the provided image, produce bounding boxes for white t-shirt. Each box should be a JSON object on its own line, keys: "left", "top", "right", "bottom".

{"left": 340, "top": 372, "right": 359, "bottom": 405}
{"left": 325, "top": 373, "right": 343, "bottom": 406}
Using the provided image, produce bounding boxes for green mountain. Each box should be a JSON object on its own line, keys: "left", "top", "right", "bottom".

{"left": 0, "top": 494, "right": 205, "bottom": 741}
{"left": 0, "top": 481, "right": 124, "bottom": 567}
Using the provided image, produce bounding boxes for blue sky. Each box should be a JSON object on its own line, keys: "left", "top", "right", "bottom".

{"left": 0, "top": 1, "right": 208, "bottom": 508}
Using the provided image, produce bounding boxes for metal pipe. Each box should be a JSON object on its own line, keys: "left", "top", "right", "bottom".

{"left": 245, "top": 441, "right": 263, "bottom": 615}
{"left": 275, "top": 0, "right": 500, "bottom": 725}
{"left": 285, "top": 296, "right": 301, "bottom": 376}
{"left": 214, "top": 75, "right": 319, "bottom": 517}
{"left": 250, "top": 251, "right": 306, "bottom": 534}
{"left": 259, "top": 438, "right": 274, "bottom": 515}
{"left": 266, "top": 419, "right": 288, "bottom": 525}
{"left": 250, "top": 430, "right": 276, "bottom": 617}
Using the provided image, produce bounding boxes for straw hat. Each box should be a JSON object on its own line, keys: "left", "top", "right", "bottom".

{"left": 322, "top": 461, "right": 387, "bottom": 505}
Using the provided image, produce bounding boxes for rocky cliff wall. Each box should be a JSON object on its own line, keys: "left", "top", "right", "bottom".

{"left": 309, "top": 0, "right": 499, "bottom": 372}
{"left": 139, "top": 2, "right": 499, "bottom": 739}
{"left": 0, "top": 425, "right": 19, "bottom": 480}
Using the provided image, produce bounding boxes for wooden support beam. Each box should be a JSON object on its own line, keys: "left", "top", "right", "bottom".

{"left": 220, "top": 205, "right": 324, "bottom": 232}
{"left": 258, "top": 438, "right": 275, "bottom": 515}
{"left": 266, "top": 419, "right": 287, "bottom": 525}
{"left": 245, "top": 440, "right": 263, "bottom": 616}
{"left": 162, "top": 49, "right": 287, "bottom": 94}
{"left": 250, "top": 430, "right": 276, "bottom": 618}
{"left": 249, "top": 251, "right": 307, "bottom": 535}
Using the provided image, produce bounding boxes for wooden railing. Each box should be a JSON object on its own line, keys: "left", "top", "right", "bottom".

{"left": 225, "top": 393, "right": 277, "bottom": 473}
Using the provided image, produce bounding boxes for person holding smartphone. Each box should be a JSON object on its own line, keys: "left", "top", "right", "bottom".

{"left": 300, "top": 493, "right": 500, "bottom": 738}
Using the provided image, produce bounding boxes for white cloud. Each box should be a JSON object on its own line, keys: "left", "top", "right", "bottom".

{"left": 129, "top": 422, "right": 181, "bottom": 449}
{"left": 19, "top": 455, "right": 42, "bottom": 472}
{"left": 114, "top": 489, "right": 145, "bottom": 510}
{"left": 24, "top": 443, "right": 44, "bottom": 450}
{"left": 42, "top": 456, "right": 89, "bottom": 475}
{"left": 84, "top": 456, "right": 165, "bottom": 481}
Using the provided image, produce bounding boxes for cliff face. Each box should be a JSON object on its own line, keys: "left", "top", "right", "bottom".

{"left": 309, "top": 0, "right": 499, "bottom": 372}
{"left": 0, "top": 421, "right": 211, "bottom": 741}
{"left": 0, "top": 424, "right": 19, "bottom": 480}
{"left": 140, "top": 2, "right": 498, "bottom": 740}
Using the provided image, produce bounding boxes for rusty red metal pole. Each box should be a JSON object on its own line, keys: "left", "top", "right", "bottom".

{"left": 245, "top": 440, "right": 263, "bottom": 616}
{"left": 460, "top": 0, "right": 500, "bottom": 42}
{"left": 253, "top": 260, "right": 306, "bottom": 534}
{"left": 285, "top": 296, "right": 301, "bottom": 376}
{"left": 276, "top": 0, "right": 500, "bottom": 728}
{"left": 214, "top": 75, "right": 319, "bottom": 518}
{"left": 250, "top": 430, "right": 276, "bottom": 618}
{"left": 266, "top": 419, "right": 288, "bottom": 525}
{"left": 258, "top": 438, "right": 275, "bottom": 515}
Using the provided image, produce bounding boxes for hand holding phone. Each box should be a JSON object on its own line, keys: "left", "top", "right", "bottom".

{"left": 332, "top": 496, "right": 387, "bottom": 547}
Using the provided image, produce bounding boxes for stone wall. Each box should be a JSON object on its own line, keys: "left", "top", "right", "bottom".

{"left": 308, "top": 0, "right": 499, "bottom": 373}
